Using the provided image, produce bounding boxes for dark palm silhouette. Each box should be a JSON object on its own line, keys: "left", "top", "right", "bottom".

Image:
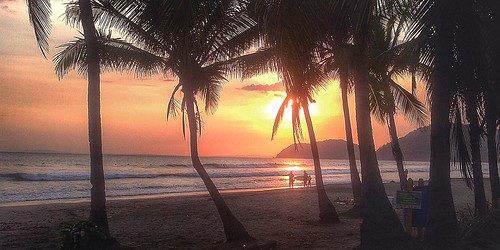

{"left": 411, "top": 0, "right": 500, "bottom": 246}
{"left": 26, "top": 0, "right": 110, "bottom": 234}
{"left": 367, "top": 17, "right": 428, "bottom": 191}
{"left": 344, "top": 0, "right": 408, "bottom": 245}
{"left": 247, "top": 0, "right": 340, "bottom": 223}
{"left": 54, "top": 0, "right": 256, "bottom": 243}
{"left": 322, "top": 33, "right": 364, "bottom": 210}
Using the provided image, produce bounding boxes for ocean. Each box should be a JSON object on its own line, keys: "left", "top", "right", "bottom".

{"left": 0, "top": 152, "right": 478, "bottom": 205}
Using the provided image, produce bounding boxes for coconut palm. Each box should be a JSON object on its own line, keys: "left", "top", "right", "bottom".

{"left": 26, "top": 0, "right": 110, "bottom": 234}
{"left": 54, "top": 0, "right": 257, "bottom": 243}
{"left": 247, "top": 0, "right": 340, "bottom": 223}
{"left": 336, "top": 0, "right": 415, "bottom": 246}
{"left": 485, "top": 91, "right": 500, "bottom": 209}
{"left": 478, "top": 0, "right": 500, "bottom": 210}
{"left": 321, "top": 23, "right": 364, "bottom": 211}
{"left": 410, "top": 0, "right": 500, "bottom": 246}
{"left": 367, "top": 16, "right": 428, "bottom": 191}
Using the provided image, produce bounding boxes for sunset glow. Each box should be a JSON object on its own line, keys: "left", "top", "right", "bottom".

{"left": 0, "top": 1, "right": 424, "bottom": 157}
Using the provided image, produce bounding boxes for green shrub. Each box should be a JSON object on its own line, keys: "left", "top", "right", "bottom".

{"left": 59, "top": 220, "right": 110, "bottom": 250}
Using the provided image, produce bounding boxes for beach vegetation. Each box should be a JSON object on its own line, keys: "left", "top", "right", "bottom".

{"left": 245, "top": 0, "right": 340, "bottom": 223}
{"left": 321, "top": 2, "right": 364, "bottom": 211}
{"left": 54, "top": 0, "right": 260, "bottom": 244}
{"left": 59, "top": 220, "right": 115, "bottom": 250}
{"left": 410, "top": 0, "right": 500, "bottom": 247}
{"left": 338, "top": 1, "right": 411, "bottom": 247}
{"left": 21, "top": 0, "right": 500, "bottom": 248}
{"left": 26, "top": 0, "right": 111, "bottom": 236}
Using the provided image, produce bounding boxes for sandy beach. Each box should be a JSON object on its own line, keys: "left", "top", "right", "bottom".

{"left": 0, "top": 179, "right": 488, "bottom": 249}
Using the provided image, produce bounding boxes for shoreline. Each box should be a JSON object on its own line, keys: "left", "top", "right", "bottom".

{"left": 0, "top": 177, "right": 480, "bottom": 208}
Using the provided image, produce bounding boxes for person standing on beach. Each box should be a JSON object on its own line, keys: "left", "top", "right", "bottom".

{"left": 288, "top": 171, "right": 295, "bottom": 188}
{"left": 307, "top": 175, "right": 312, "bottom": 187}
{"left": 303, "top": 171, "right": 308, "bottom": 187}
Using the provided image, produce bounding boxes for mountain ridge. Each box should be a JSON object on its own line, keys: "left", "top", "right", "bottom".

{"left": 276, "top": 125, "right": 489, "bottom": 161}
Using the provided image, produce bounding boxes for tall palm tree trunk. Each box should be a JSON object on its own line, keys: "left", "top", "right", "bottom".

{"left": 302, "top": 100, "right": 340, "bottom": 223}
{"left": 353, "top": 34, "right": 405, "bottom": 243}
{"left": 382, "top": 77, "right": 407, "bottom": 190}
{"left": 424, "top": 5, "right": 460, "bottom": 245}
{"left": 425, "top": 82, "right": 459, "bottom": 247}
{"left": 387, "top": 111, "right": 407, "bottom": 190}
{"left": 184, "top": 91, "right": 252, "bottom": 242}
{"left": 486, "top": 94, "right": 500, "bottom": 209}
{"left": 79, "top": 0, "right": 109, "bottom": 235}
{"left": 340, "top": 67, "right": 363, "bottom": 208}
{"left": 468, "top": 102, "right": 487, "bottom": 216}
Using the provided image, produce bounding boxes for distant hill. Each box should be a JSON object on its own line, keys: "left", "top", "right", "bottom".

{"left": 275, "top": 139, "right": 359, "bottom": 159}
{"left": 375, "top": 125, "right": 489, "bottom": 161}
{"left": 277, "top": 126, "right": 490, "bottom": 161}
{"left": 376, "top": 126, "right": 431, "bottom": 161}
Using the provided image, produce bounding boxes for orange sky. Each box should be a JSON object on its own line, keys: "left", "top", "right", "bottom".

{"left": 0, "top": 1, "right": 427, "bottom": 157}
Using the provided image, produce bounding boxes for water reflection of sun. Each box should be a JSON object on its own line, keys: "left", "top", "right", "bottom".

{"left": 283, "top": 161, "right": 303, "bottom": 172}
{"left": 286, "top": 166, "right": 302, "bottom": 171}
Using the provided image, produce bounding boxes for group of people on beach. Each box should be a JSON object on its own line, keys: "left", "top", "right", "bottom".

{"left": 288, "top": 170, "right": 312, "bottom": 188}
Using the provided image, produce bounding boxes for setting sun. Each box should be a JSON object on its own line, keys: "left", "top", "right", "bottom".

{"left": 266, "top": 97, "right": 290, "bottom": 120}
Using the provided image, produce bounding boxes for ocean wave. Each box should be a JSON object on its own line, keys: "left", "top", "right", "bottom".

{"left": 1, "top": 172, "right": 199, "bottom": 182}
{"left": 0, "top": 166, "right": 431, "bottom": 182}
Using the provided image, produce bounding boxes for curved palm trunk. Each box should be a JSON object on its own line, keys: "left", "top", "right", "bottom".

{"left": 387, "top": 111, "right": 406, "bottom": 190}
{"left": 340, "top": 67, "right": 363, "bottom": 208}
{"left": 486, "top": 94, "right": 500, "bottom": 209}
{"left": 424, "top": 5, "right": 460, "bottom": 245}
{"left": 302, "top": 100, "right": 340, "bottom": 223}
{"left": 382, "top": 77, "right": 406, "bottom": 190}
{"left": 184, "top": 91, "right": 252, "bottom": 242}
{"left": 353, "top": 34, "right": 405, "bottom": 244}
{"left": 468, "top": 102, "right": 487, "bottom": 216}
{"left": 79, "top": 0, "right": 109, "bottom": 235}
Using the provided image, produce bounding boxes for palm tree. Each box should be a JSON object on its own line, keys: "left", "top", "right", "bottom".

{"left": 410, "top": 0, "right": 500, "bottom": 246}
{"left": 26, "top": 0, "right": 110, "bottom": 234}
{"left": 481, "top": 1, "right": 500, "bottom": 210}
{"left": 338, "top": 0, "right": 413, "bottom": 245}
{"left": 367, "top": 17, "right": 428, "bottom": 191}
{"left": 321, "top": 30, "right": 364, "bottom": 211}
{"left": 412, "top": 0, "right": 461, "bottom": 246}
{"left": 55, "top": 0, "right": 256, "bottom": 243}
{"left": 247, "top": 0, "right": 340, "bottom": 223}
{"left": 485, "top": 92, "right": 500, "bottom": 209}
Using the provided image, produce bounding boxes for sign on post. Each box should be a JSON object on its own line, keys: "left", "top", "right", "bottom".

{"left": 396, "top": 190, "right": 422, "bottom": 209}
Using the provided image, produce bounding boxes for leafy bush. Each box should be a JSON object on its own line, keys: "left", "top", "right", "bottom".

{"left": 59, "top": 220, "right": 110, "bottom": 250}
{"left": 461, "top": 209, "right": 500, "bottom": 250}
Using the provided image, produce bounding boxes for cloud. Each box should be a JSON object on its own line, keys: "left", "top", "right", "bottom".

{"left": 239, "top": 81, "right": 283, "bottom": 92}
{"left": 1, "top": 5, "right": 16, "bottom": 14}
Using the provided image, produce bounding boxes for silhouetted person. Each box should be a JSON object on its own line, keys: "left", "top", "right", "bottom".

{"left": 288, "top": 171, "right": 295, "bottom": 188}
{"left": 303, "top": 171, "right": 308, "bottom": 187}
{"left": 307, "top": 175, "right": 312, "bottom": 187}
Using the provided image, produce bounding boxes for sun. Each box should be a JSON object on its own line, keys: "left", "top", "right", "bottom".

{"left": 265, "top": 97, "right": 319, "bottom": 120}
{"left": 266, "top": 98, "right": 291, "bottom": 120}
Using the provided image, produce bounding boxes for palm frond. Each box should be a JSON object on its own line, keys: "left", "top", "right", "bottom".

{"left": 193, "top": 98, "right": 202, "bottom": 136}
{"left": 26, "top": 0, "right": 52, "bottom": 58}
{"left": 271, "top": 96, "right": 290, "bottom": 140}
{"left": 390, "top": 79, "right": 429, "bottom": 126}
{"left": 222, "top": 47, "right": 278, "bottom": 80}
{"left": 291, "top": 98, "right": 304, "bottom": 148}
{"left": 53, "top": 32, "right": 167, "bottom": 79}
{"left": 450, "top": 98, "right": 473, "bottom": 188}
{"left": 368, "top": 75, "right": 388, "bottom": 124}
{"left": 167, "top": 83, "right": 182, "bottom": 120}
